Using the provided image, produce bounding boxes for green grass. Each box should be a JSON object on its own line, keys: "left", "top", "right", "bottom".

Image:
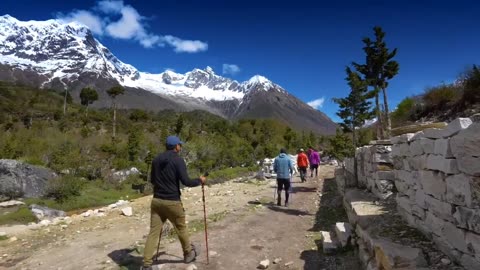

{"left": 207, "top": 166, "right": 257, "bottom": 185}
{"left": 0, "top": 206, "right": 37, "bottom": 225}
{"left": 0, "top": 235, "right": 8, "bottom": 241}
{"left": 25, "top": 181, "right": 143, "bottom": 213}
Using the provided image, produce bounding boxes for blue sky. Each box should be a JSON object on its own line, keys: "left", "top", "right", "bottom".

{"left": 2, "top": 0, "right": 480, "bottom": 122}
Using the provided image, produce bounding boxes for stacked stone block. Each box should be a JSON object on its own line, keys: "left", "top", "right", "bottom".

{"left": 345, "top": 142, "right": 395, "bottom": 199}
{"left": 391, "top": 117, "right": 480, "bottom": 269}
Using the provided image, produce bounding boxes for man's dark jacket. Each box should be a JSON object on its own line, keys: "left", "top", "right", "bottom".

{"left": 150, "top": 150, "right": 201, "bottom": 201}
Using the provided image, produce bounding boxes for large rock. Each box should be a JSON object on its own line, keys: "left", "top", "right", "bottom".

{"left": 320, "top": 231, "right": 338, "bottom": 254}
{"left": 425, "top": 195, "right": 454, "bottom": 222}
{"left": 419, "top": 170, "right": 446, "bottom": 200}
{"left": 29, "top": 204, "right": 66, "bottom": 220}
{"left": 450, "top": 122, "right": 480, "bottom": 176}
{"left": 445, "top": 174, "right": 473, "bottom": 207}
{"left": 0, "top": 159, "right": 57, "bottom": 198}
{"left": 425, "top": 155, "right": 459, "bottom": 174}
{"left": 335, "top": 222, "right": 353, "bottom": 248}
{"left": 373, "top": 239, "right": 428, "bottom": 269}
{"left": 110, "top": 167, "right": 140, "bottom": 182}
{"left": 453, "top": 207, "right": 480, "bottom": 234}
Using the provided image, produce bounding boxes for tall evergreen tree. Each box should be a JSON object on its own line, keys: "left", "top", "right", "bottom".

{"left": 333, "top": 67, "right": 373, "bottom": 185}
{"left": 106, "top": 85, "right": 125, "bottom": 142}
{"left": 353, "top": 26, "right": 399, "bottom": 138}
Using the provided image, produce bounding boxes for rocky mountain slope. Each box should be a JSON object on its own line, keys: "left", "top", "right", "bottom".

{"left": 0, "top": 15, "right": 336, "bottom": 134}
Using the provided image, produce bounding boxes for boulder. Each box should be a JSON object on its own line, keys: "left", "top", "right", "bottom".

{"left": 0, "top": 159, "right": 57, "bottom": 199}
{"left": 29, "top": 204, "right": 66, "bottom": 220}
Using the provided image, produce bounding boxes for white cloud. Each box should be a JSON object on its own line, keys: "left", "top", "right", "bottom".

{"left": 162, "top": 35, "right": 208, "bottom": 53}
{"left": 57, "top": 10, "right": 104, "bottom": 35}
{"left": 56, "top": 1, "right": 208, "bottom": 52}
{"left": 105, "top": 6, "right": 143, "bottom": 39}
{"left": 222, "top": 64, "right": 241, "bottom": 75}
{"left": 307, "top": 97, "right": 325, "bottom": 109}
{"left": 96, "top": 0, "right": 124, "bottom": 14}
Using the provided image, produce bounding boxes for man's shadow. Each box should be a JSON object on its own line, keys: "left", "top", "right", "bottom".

{"left": 108, "top": 248, "right": 184, "bottom": 270}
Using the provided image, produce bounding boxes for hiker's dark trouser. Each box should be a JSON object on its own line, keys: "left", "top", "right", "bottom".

{"left": 277, "top": 178, "right": 290, "bottom": 203}
{"left": 143, "top": 198, "right": 192, "bottom": 266}
{"left": 310, "top": 164, "right": 319, "bottom": 177}
{"left": 299, "top": 166, "right": 307, "bottom": 181}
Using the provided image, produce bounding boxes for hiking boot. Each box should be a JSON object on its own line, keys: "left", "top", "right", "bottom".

{"left": 140, "top": 266, "right": 153, "bottom": 270}
{"left": 184, "top": 243, "right": 198, "bottom": 263}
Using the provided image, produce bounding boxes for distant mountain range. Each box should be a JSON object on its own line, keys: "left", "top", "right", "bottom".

{"left": 0, "top": 14, "right": 336, "bottom": 134}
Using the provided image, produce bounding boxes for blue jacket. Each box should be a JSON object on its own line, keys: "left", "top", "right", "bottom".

{"left": 274, "top": 153, "right": 293, "bottom": 179}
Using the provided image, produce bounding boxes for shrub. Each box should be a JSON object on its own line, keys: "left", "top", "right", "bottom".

{"left": 423, "top": 84, "right": 461, "bottom": 111}
{"left": 45, "top": 175, "right": 86, "bottom": 202}
{"left": 0, "top": 206, "right": 37, "bottom": 225}
{"left": 462, "top": 65, "right": 480, "bottom": 106}
{"left": 391, "top": 97, "right": 415, "bottom": 126}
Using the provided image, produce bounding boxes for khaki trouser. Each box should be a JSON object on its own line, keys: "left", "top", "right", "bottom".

{"left": 143, "top": 198, "right": 192, "bottom": 266}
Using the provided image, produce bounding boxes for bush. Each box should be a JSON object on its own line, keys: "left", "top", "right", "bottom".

{"left": 0, "top": 206, "right": 37, "bottom": 225}
{"left": 462, "top": 65, "right": 480, "bottom": 106}
{"left": 392, "top": 98, "right": 415, "bottom": 125}
{"left": 423, "top": 84, "right": 460, "bottom": 111}
{"left": 45, "top": 175, "right": 86, "bottom": 202}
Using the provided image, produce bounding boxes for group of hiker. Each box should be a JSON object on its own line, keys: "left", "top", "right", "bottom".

{"left": 141, "top": 135, "right": 322, "bottom": 269}
{"left": 273, "top": 147, "right": 321, "bottom": 207}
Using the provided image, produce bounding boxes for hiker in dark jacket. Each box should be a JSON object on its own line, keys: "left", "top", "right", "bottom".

{"left": 142, "top": 136, "right": 207, "bottom": 269}
{"left": 273, "top": 148, "right": 293, "bottom": 207}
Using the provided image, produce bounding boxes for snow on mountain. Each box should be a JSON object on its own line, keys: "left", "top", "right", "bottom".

{"left": 0, "top": 14, "right": 284, "bottom": 102}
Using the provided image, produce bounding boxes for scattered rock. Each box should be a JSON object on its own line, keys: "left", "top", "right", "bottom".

{"left": 208, "top": 251, "right": 218, "bottom": 257}
{"left": 335, "top": 222, "right": 353, "bottom": 248}
{"left": 60, "top": 225, "right": 68, "bottom": 229}
{"left": 273, "top": 257, "right": 282, "bottom": 264}
{"left": 110, "top": 167, "right": 140, "bottom": 182}
{"left": 185, "top": 264, "right": 197, "bottom": 270}
{"left": 258, "top": 259, "right": 270, "bottom": 269}
{"left": 39, "top": 220, "right": 51, "bottom": 226}
{"left": 122, "top": 207, "right": 133, "bottom": 216}
{"left": 441, "top": 258, "right": 451, "bottom": 265}
{"left": 29, "top": 204, "right": 66, "bottom": 220}
{"left": 284, "top": 261, "right": 294, "bottom": 267}
{"left": 0, "top": 200, "right": 25, "bottom": 208}
{"left": 9, "top": 236, "right": 18, "bottom": 242}
{"left": 82, "top": 210, "right": 94, "bottom": 217}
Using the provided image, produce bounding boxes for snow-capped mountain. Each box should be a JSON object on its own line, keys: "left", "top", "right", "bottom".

{"left": 0, "top": 15, "right": 336, "bottom": 134}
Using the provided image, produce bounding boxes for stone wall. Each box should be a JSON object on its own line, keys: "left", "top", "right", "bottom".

{"left": 344, "top": 141, "right": 395, "bottom": 199}
{"left": 391, "top": 117, "right": 480, "bottom": 269}
{"left": 344, "top": 116, "right": 480, "bottom": 269}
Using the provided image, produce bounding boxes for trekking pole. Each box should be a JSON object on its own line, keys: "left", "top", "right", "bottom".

{"left": 202, "top": 172, "right": 210, "bottom": 264}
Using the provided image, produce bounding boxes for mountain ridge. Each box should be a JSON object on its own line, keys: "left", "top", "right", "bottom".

{"left": 0, "top": 14, "right": 337, "bottom": 134}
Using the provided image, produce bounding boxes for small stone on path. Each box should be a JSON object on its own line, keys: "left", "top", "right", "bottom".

{"left": 441, "top": 258, "right": 451, "bottom": 265}
{"left": 121, "top": 207, "right": 133, "bottom": 216}
{"left": 273, "top": 257, "right": 282, "bottom": 264}
{"left": 208, "top": 251, "right": 218, "bottom": 257}
{"left": 185, "top": 264, "right": 197, "bottom": 270}
{"left": 284, "top": 261, "right": 294, "bottom": 266}
{"left": 258, "top": 259, "right": 270, "bottom": 269}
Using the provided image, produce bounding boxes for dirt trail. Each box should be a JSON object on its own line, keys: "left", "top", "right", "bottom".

{"left": 0, "top": 165, "right": 359, "bottom": 270}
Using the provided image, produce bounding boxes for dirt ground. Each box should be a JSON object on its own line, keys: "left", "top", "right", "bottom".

{"left": 0, "top": 165, "right": 360, "bottom": 270}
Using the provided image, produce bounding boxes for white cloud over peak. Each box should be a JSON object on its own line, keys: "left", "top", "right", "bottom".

{"left": 57, "top": 10, "right": 104, "bottom": 35}
{"left": 162, "top": 35, "right": 208, "bottom": 53}
{"left": 56, "top": 0, "right": 208, "bottom": 52}
{"left": 222, "top": 64, "right": 241, "bottom": 75}
{"left": 307, "top": 97, "right": 325, "bottom": 109}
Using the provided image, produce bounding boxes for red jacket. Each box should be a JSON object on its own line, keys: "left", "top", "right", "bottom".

{"left": 297, "top": 152, "right": 309, "bottom": 168}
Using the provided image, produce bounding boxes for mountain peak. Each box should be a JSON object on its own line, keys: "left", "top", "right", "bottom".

{"left": 248, "top": 75, "right": 271, "bottom": 84}
{"left": 204, "top": 66, "right": 214, "bottom": 74}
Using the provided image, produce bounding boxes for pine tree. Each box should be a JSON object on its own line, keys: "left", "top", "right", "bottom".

{"left": 353, "top": 26, "right": 399, "bottom": 138}
{"left": 106, "top": 85, "right": 125, "bottom": 142}
{"left": 79, "top": 87, "right": 98, "bottom": 116}
{"left": 333, "top": 67, "right": 373, "bottom": 185}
